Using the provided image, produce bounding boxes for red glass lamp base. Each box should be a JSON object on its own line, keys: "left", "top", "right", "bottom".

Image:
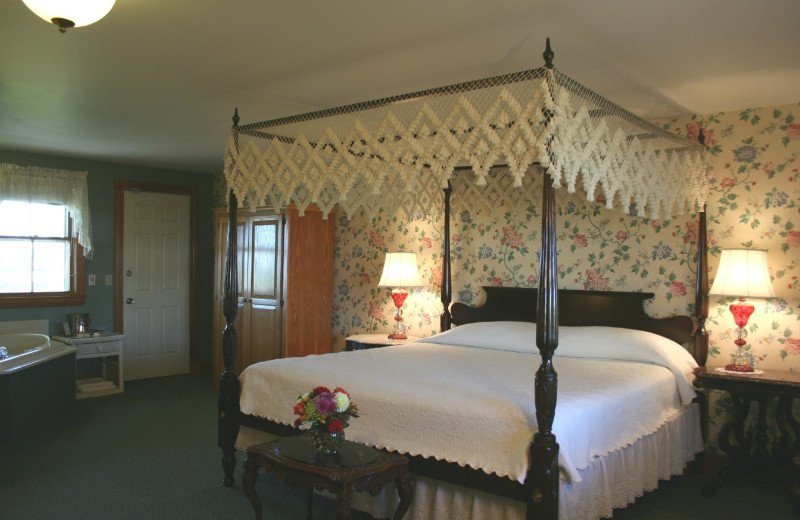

{"left": 726, "top": 299, "right": 756, "bottom": 373}
{"left": 388, "top": 288, "right": 409, "bottom": 340}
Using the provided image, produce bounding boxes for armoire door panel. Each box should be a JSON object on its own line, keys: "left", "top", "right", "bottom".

{"left": 248, "top": 303, "right": 281, "bottom": 363}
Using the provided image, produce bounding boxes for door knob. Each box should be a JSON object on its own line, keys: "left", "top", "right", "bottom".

{"left": 126, "top": 297, "right": 135, "bottom": 304}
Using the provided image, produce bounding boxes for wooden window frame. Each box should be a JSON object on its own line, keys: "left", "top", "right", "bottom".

{"left": 0, "top": 218, "right": 87, "bottom": 309}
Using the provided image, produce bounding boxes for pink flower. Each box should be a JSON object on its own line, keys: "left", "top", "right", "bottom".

{"left": 584, "top": 269, "right": 610, "bottom": 291}
{"left": 452, "top": 234, "right": 462, "bottom": 242}
{"left": 787, "top": 123, "right": 800, "bottom": 140}
{"left": 787, "top": 230, "right": 800, "bottom": 248}
{"left": 369, "top": 229, "right": 385, "bottom": 249}
{"left": 685, "top": 123, "right": 717, "bottom": 146}
{"left": 615, "top": 230, "right": 628, "bottom": 241}
{"left": 670, "top": 282, "right": 687, "bottom": 297}
{"left": 786, "top": 338, "right": 800, "bottom": 356}
{"left": 720, "top": 177, "right": 735, "bottom": 188}
{"left": 421, "top": 237, "right": 432, "bottom": 249}
{"left": 501, "top": 226, "right": 524, "bottom": 250}
{"left": 763, "top": 161, "right": 775, "bottom": 174}
{"left": 573, "top": 234, "right": 588, "bottom": 248}
{"left": 526, "top": 274, "right": 537, "bottom": 284}
{"left": 684, "top": 221, "right": 699, "bottom": 244}
{"left": 430, "top": 267, "right": 442, "bottom": 288}
{"left": 368, "top": 301, "right": 386, "bottom": 321}
{"left": 360, "top": 272, "right": 371, "bottom": 285}
{"left": 490, "top": 277, "right": 503, "bottom": 287}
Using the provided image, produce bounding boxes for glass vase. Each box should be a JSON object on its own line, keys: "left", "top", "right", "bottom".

{"left": 311, "top": 429, "right": 344, "bottom": 454}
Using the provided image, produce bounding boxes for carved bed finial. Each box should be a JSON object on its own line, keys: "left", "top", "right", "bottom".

{"left": 543, "top": 38, "right": 554, "bottom": 69}
{"left": 232, "top": 107, "right": 240, "bottom": 129}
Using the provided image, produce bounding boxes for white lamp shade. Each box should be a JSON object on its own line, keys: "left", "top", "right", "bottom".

{"left": 22, "top": 0, "right": 115, "bottom": 28}
{"left": 378, "top": 252, "right": 423, "bottom": 288}
{"left": 709, "top": 249, "right": 775, "bottom": 298}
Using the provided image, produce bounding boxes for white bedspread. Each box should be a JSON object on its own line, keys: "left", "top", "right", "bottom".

{"left": 239, "top": 324, "right": 697, "bottom": 484}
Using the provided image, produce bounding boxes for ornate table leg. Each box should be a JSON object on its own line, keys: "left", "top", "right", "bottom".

{"left": 752, "top": 395, "right": 772, "bottom": 484}
{"left": 306, "top": 487, "right": 314, "bottom": 520}
{"left": 393, "top": 473, "right": 414, "bottom": 520}
{"left": 703, "top": 393, "right": 754, "bottom": 497}
{"left": 335, "top": 486, "right": 353, "bottom": 520}
{"left": 777, "top": 396, "right": 800, "bottom": 516}
{"left": 242, "top": 456, "right": 263, "bottom": 520}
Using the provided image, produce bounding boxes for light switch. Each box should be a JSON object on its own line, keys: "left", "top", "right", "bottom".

{"left": 105, "top": 274, "right": 113, "bottom": 286}
{"left": 88, "top": 274, "right": 96, "bottom": 286}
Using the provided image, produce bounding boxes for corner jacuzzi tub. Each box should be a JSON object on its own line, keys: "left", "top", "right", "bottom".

{"left": 0, "top": 334, "right": 75, "bottom": 374}
{"left": 0, "top": 333, "right": 77, "bottom": 439}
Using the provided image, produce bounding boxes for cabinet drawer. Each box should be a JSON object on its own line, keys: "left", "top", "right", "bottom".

{"left": 75, "top": 341, "right": 120, "bottom": 356}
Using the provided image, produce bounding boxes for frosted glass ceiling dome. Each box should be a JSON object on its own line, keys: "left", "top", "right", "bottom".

{"left": 22, "top": 0, "right": 115, "bottom": 32}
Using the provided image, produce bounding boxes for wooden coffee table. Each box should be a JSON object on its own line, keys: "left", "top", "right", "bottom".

{"left": 243, "top": 435, "right": 414, "bottom": 520}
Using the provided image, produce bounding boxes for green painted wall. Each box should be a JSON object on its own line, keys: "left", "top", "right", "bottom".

{"left": 0, "top": 149, "right": 216, "bottom": 376}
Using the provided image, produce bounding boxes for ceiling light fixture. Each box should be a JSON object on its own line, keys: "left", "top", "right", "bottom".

{"left": 22, "top": 0, "right": 115, "bottom": 33}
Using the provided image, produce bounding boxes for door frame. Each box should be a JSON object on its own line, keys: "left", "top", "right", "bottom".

{"left": 113, "top": 180, "right": 200, "bottom": 375}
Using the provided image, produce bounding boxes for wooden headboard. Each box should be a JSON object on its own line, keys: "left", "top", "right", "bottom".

{"left": 450, "top": 286, "right": 694, "bottom": 348}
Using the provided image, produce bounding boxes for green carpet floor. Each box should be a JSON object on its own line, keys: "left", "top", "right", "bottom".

{"left": 0, "top": 375, "right": 793, "bottom": 519}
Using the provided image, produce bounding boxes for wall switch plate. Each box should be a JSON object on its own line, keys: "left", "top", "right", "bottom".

{"left": 105, "top": 274, "right": 113, "bottom": 286}
{"left": 88, "top": 274, "right": 96, "bottom": 286}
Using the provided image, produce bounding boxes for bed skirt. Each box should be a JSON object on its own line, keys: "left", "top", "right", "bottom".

{"left": 236, "top": 403, "right": 702, "bottom": 520}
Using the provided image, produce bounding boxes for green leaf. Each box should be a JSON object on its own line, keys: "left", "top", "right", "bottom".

{"left": 785, "top": 328, "right": 793, "bottom": 338}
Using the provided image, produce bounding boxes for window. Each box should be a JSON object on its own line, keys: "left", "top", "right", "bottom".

{"left": 0, "top": 200, "right": 86, "bottom": 308}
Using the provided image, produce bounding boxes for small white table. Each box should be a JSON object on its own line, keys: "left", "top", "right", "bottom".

{"left": 344, "top": 333, "right": 421, "bottom": 351}
{"left": 53, "top": 333, "right": 125, "bottom": 398}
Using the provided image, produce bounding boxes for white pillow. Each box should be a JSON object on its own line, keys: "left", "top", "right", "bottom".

{"left": 556, "top": 326, "right": 698, "bottom": 404}
{"left": 418, "top": 321, "right": 698, "bottom": 404}
{"left": 418, "top": 321, "right": 537, "bottom": 353}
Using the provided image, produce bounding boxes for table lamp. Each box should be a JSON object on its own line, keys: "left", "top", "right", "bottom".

{"left": 709, "top": 249, "right": 775, "bottom": 372}
{"left": 378, "top": 252, "right": 423, "bottom": 340}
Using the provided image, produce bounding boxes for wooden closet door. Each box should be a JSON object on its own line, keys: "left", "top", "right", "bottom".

{"left": 284, "top": 206, "right": 334, "bottom": 357}
{"left": 244, "top": 216, "right": 283, "bottom": 364}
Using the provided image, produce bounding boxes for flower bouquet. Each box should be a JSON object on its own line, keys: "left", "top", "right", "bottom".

{"left": 293, "top": 386, "right": 359, "bottom": 453}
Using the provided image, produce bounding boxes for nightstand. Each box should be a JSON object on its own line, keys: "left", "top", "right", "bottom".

{"left": 53, "top": 333, "right": 125, "bottom": 398}
{"left": 344, "top": 334, "right": 421, "bottom": 351}
{"left": 693, "top": 366, "right": 800, "bottom": 514}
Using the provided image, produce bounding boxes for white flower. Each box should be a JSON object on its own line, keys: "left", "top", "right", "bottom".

{"left": 335, "top": 392, "right": 350, "bottom": 412}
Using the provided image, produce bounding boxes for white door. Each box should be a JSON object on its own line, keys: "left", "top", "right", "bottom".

{"left": 122, "top": 191, "right": 191, "bottom": 380}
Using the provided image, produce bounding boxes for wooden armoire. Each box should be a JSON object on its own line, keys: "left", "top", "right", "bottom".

{"left": 212, "top": 205, "right": 335, "bottom": 386}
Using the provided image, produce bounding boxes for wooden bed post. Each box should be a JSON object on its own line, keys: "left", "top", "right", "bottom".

{"left": 218, "top": 109, "right": 242, "bottom": 487}
{"left": 440, "top": 181, "right": 453, "bottom": 331}
{"left": 694, "top": 128, "right": 709, "bottom": 367}
{"left": 694, "top": 206, "right": 709, "bottom": 367}
{"left": 527, "top": 168, "right": 560, "bottom": 520}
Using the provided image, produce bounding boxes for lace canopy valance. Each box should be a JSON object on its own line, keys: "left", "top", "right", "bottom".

{"left": 0, "top": 163, "right": 94, "bottom": 258}
{"left": 223, "top": 43, "right": 709, "bottom": 221}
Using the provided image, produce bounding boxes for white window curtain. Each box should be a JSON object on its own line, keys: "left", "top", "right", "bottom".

{"left": 0, "top": 163, "right": 94, "bottom": 258}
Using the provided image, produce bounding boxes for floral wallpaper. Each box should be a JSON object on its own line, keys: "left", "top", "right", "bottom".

{"left": 328, "top": 101, "right": 800, "bottom": 450}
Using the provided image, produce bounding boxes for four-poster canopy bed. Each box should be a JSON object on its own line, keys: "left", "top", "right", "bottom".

{"left": 218, "top": 40, "right": 711, "bottom": 519}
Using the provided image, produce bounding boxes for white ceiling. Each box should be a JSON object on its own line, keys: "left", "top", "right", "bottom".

{"left": 2, "top": 0, "right": 799, "bottom": 175}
